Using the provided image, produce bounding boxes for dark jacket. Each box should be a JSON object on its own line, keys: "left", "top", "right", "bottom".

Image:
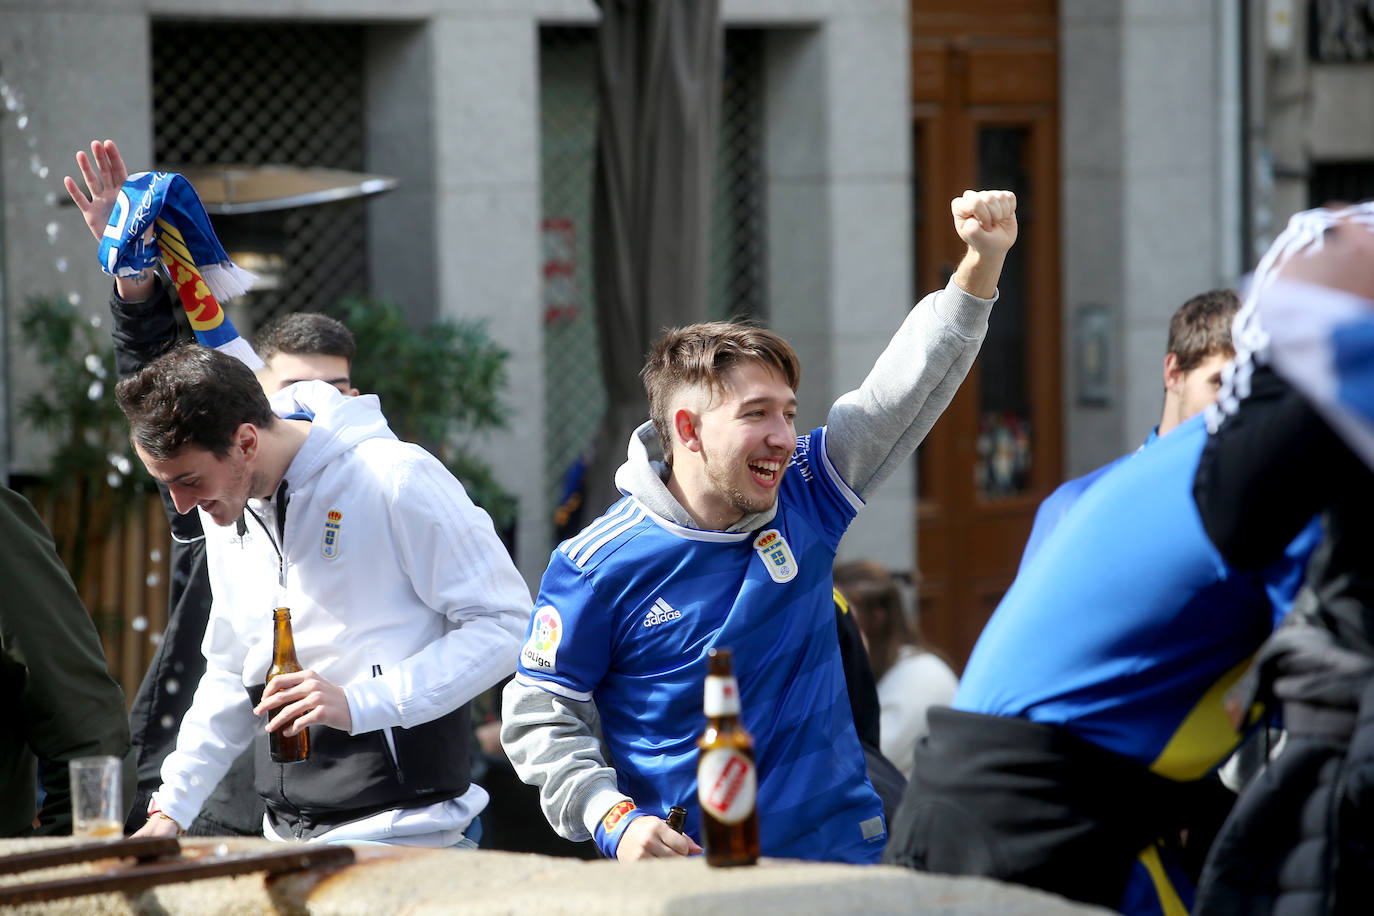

{"left": 111, "top": 280, "right": 263, "bottom": 835}
{"left": 884, "top": 707, "right": 1218, "bottom": 910}
{"left": 0, "top": 486, "right": 134, "bottom": 836}
{"left": 1193, "top": 365, "right": 1374, "bottom": 915}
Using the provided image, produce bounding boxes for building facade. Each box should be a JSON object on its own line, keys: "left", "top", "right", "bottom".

{"left": 2, "top": 1, "right": 1371, "bottom": 644}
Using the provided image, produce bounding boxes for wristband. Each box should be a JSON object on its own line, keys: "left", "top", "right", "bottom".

{"left": 147, "top": 803, "right": 186, "bottom": 836}
{"left": 593, "top": 800, "right": 645, "bottom": 859}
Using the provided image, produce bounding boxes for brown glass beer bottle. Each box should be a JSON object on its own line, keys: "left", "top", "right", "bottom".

{"left": 267, "top": 607, "right": 310, "bottom": 763}
{"left": 697, "top": 647, "right": 759, "bottom": 866}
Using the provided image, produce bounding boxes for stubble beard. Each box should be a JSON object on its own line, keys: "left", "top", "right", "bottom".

{"left": 701, "top": 444, "right": 779, "bottom": 520}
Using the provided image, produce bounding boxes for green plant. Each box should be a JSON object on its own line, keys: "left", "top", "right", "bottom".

{"left": 332, "top": 296, "right": 516, "bottom": 531}
{"left": 18, "top": 295, "right": 152, "bottom": 581}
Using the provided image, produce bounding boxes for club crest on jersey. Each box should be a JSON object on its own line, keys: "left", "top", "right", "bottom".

{"left": 321, "top": 508, "right": 343, "bottom": 559}
{"left": 522, "top": 605, "right": 562, "bottom": 672}
{"left": 753, "top": 528, "right": 798, "bottom": 583}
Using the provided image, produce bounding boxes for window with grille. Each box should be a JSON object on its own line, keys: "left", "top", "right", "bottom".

{"left": 538, "top": 25, "right": 767, "bottom": 518}
{"left": 151, "top": 21, "right": 369, "bottom": 325}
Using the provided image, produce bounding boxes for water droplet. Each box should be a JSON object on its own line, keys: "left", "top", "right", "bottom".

{"left": 45, "top": 191, "right": 57, "bottom": 207}
{"left": 55, "top": 256, "right": 68, "bottom": 273}
{"left": 89, "top": 315, "right": 103, "bottom": 328}
{"left": 173, "top": 661, "right": 184, "bottom": 674}
{"left": 45, "top": 221, "right": 59, "bottom": 243}
{"left": 106, "top": 470, "right": 121, "bottom": 488}
{"left": 188, "top": 774, "right": 201, "bottom": 787}
{"left": 145, "top": 572, "right": 160, "bottom": 588}
{"left": 88, "top": 379, "right": 104, "bottom": 401}
{"left": 37, "top": 166, "right": 49, "bottom": 179}
{"left": 87, "top": 354, "right": 106, "bottom": 376}
{"left": 67, "top": 292, "right": 81, "bottom": 306}
{"left": 16, "top": 114, "right": 28, "bottom": 130}
{"left": 213, "top": 844, "right": 229, "bottom": 857}
{"left": 4, "top": 95, "right": 18, "bottom": 112}
{"left": 149, "top": 548, "right": 162, "bottom": 564}
{"left": 132, "top": 616, "right": 148, "bottom": 632}
{"left": 115, "top": 455, "right": 130, "bottom": 473}
{"left": 161, "top": 715, "right": 175, "bottom": 729}
{"left": 165, "top": 678, "right": 179, "bottom": 695}
{"left": 149, "top": 631, "right": 163, "bottom": 646}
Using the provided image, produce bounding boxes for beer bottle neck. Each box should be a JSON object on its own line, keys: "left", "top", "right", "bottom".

{"left": 703, "top": 674, "right": 741, "bottom": 718}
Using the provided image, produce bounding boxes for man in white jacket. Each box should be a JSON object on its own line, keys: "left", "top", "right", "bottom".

{"left": 119, "top": 345, "right": 531, "bottom": 845}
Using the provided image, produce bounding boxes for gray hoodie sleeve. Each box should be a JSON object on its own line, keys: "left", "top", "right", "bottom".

{"left": 500, "top": 678, "right": 631, "bottom": 842}
{"left": 826, "top": 279, "right": 995, "bottom": 499}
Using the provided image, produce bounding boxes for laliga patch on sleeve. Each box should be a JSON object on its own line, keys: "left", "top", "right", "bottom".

{"left": 521, "top": 605, "right": 563, "bottom": 673}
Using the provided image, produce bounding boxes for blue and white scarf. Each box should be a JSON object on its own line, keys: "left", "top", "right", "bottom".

{"left": 98, "top": 171, "right": 261, "bottom": 367}
{"left": 1210, "top": 202, "right": 1374, "bottom": 470}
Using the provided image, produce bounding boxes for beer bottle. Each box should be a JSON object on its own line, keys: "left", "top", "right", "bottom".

{"left": 697, "top": 647, "right": 759, "bottom": 866}
{"left": 267, "top": 607, "right": 310, "bottom": 763}
{"left": 666, "top": 805, "right": 688, "bottom": 834}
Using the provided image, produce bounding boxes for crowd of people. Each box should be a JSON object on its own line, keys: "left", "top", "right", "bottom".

{"left": 0, "top": 134, "right": 1369, "bottom": 915}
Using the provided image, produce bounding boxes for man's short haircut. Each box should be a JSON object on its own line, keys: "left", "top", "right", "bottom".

{"left": 1167, "top": 289, "right": 1241, "bottom": 372}
{"left": 254, "top": 312, "right": 356, "bottom": 365}
{"left": 642, "top": 321, "right": 802, "bottom": 456}
{"left": 115, "top": 345, "right": 277, "bottom": 460}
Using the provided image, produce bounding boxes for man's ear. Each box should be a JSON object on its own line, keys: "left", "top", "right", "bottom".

{"left": 673, "top": 408, "right": 703, "bottom": 454}
{"left": 233, "top": 423, "right": 260, "bottom": 462}
{"left": 1163, "top": 352, "right": 1183, "bottom": 393}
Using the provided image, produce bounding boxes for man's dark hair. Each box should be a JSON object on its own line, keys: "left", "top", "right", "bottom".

{"left": 115, "top": 345, "right": 276, "bottom": 459}
{"left": 254, "top": 312, "right": 356, "bottom": 365}
{"left": 1167, "top": 289, "right": 1240, "bottom": 372}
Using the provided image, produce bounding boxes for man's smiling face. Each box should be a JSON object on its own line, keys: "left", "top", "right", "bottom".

{"left": 688, "top": 361, "right": 799, "bottom": 527}
{"left": 135, "top": 438, "right": 256, "bottom": 527}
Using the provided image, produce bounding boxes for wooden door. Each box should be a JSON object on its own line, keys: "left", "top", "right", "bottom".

{"left": 912, "top": 1, "right": 1061, "bottom": 670}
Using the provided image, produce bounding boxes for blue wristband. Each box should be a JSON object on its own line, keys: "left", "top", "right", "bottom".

{"left": 593, "top": 800, "right": 645, "bottom": 859}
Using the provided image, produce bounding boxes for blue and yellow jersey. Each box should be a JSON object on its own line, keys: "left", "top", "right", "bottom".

{"left": 956, "top": 414, "right": 1318, "bottom": 782}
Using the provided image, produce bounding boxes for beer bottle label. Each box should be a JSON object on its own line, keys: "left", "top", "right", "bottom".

{"left": 698, "top": 748, "right": 757, "bottom": 824}
{"left": 703, "top": 675, "right": 741, "bottom": 717}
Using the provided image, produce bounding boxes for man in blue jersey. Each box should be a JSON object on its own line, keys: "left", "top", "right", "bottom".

{"left": 1017, "top": 288, "right": 1239, "bottom": 570}
{"left": 884, "top": 411, "right": 1320, "bottom": 913}
{"left": 501, "top": 189, "right": 1018, "bottom": 862}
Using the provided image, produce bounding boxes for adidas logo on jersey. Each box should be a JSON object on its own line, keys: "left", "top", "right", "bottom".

{"left": 643, "top": 597, "right": 682, "bottom": 627}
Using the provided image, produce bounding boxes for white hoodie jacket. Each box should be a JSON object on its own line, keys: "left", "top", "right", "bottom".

{"left": 156, "top": 381, "right": 531, "bottom": 843}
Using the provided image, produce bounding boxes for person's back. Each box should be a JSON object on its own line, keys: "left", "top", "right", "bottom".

{"left": 959, "top": 415, "right": 1314, "bottom": 777}
{"left": 886, "top": 414, "right": 1319, "bottom": 913}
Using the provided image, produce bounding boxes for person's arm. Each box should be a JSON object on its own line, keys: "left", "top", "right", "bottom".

{"left": 140, "top": 614, "right": 260, "bottom": 834}
{"left": 499, "top": 679, "right": 627, "bottom": 842}
{"left": 499, "top": 678, "right": 700, "bottom": 860}
{"left": 497, "top": 552, "right": 697, "bottom": 861}
{"left": 826, "top": 190, "right": 1017, "bottom": 498}
{"left": 1194, "top": 366, "right": 1349, "bottom": 570}
{"left": 0, "top": 488, "right": 131, "bottom": 835}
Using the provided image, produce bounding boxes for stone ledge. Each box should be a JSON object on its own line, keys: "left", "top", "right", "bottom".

{"left": 0, "top": 838, "right": 1110, "bottom": 915}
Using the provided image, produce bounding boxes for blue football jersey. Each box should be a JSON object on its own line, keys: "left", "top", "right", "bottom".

{"left": 1016, "top": 429, "right": 1157, "bottom": 574}
{"left": 957, "top": 414, "right": 1319, "bottom": 781}
{"left": 516, "top": 427, "right": 887, "bottom": 863}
